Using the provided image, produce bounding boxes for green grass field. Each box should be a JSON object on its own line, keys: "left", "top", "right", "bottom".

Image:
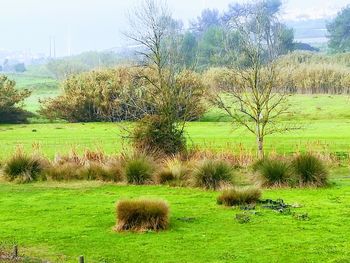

{"left": 0, "top": 119, "right": 350, "bottom": 159}
{"left": 1, "top": 74, "right": 350, "bottom": 159}
{"left": 1, "top": 173, "right": 350, "bottom": 263}
{"left": 6, "top": 72, "right": 59, "bottom": 113}
{"left": 1, "top": 73, "right": 350, "bottom": 262}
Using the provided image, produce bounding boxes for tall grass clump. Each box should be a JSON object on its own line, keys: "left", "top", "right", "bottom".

{"left": 115, "top": 199, "right": 169, "bottom": 232}
{"left": 291, "top": 153, "right": 329, "bottom": 187}
{"left": 193, "top": 160, "right": 234, "bottom": 190}
{"left": 80, "top": 163, "right": 123, "bottom": 182}
{"left": 253, "top": 158, "right": 293, "bottom": 187}
{"left": 156, "top": 158, "right": 190, "bottom": 186}
{"left": 44, "top": 163, "right": 82, "bottom": 181}
{"left": 44, "top": 160, "right": 124, "bottom": 182}
{"left": 217, "top": 187, "right": 262, "bottom": 206}
{"left": 124, "top": 155, "right": 155, "bottom": 185}
{"left": 3, "top": 151, "right": 47, "bottom": 183}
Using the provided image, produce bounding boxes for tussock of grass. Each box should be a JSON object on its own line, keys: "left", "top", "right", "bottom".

{"left": 253, "top": 158, "right": 293, "bottom": 187}
{"left": 44, "top": 160, "right": 123, "bottom": 182}
{"left": 292, "top": 153, "right": 329, "bottom": 187}
{"left": 217, "top": 187, "right": 261, "bottom": 206}
{"left": 156, "top": 158, "right": 190, "bottom": 186}
{"left": 115, "top": 199, "right": 169, "bottom": 232}
{"left": 193, "top": 160, "right": 234, "bottom": 190}
{"left": 44, "top": 163, "right": 82, "bottom": 181}
{"left": 4, "top": 150, "right": 47, "bottom": 183}
{"left": 124, "top": 155, "right": 155, "bottom": 185}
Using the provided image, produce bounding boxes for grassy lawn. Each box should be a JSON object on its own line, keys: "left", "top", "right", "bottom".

{"left": 1, "top": 73, "right": 350, "bottom": 262}
{"left": 0, "top": 120, "right": 349, "bottom": 159}
{"left": 1, "top": 74, "right": 349, "bottom": 159}
{"left": 6, "top": 72, "right": 59, "bottom": 113}
{"left": 0, "top": 173, "right": 350, "bottom": 263}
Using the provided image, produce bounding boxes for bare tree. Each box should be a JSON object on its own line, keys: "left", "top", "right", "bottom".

{"left": 124, "top": 0, "right": 205, "bottom": 155}
{"left": 211, "top": 1, "right": 295, "bottom": 158}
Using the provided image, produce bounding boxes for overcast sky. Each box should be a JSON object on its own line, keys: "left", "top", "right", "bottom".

{"left": 0, "top": 0, "right": 349, "bottom": 56}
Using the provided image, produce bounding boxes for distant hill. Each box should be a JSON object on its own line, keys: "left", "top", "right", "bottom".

{"left": 286, "top": 18, "right": 329, "bottom": 44}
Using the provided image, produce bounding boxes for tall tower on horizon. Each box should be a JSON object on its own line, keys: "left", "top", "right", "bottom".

{"left": 49, "top": 36, "right": 56, "bottom": 58}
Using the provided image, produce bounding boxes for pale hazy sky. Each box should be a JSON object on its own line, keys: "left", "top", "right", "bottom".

{"left": 0, "top": 0, "right": 349, "bottom": 56}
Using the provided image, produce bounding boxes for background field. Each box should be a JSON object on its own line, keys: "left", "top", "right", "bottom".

{"left": 0, "top": 73, "right": 349, "bottom": 160}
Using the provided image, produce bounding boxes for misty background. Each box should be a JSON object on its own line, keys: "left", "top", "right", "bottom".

{"left": 1, "top": 0, "right": 349, "bottom": 59}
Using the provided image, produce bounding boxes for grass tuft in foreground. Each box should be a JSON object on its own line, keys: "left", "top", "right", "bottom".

{"left": 115, "top": 199, "right": 169, "bottom": 232}
{"left": 217, "top": 187, "right": 261, "bottom": 206}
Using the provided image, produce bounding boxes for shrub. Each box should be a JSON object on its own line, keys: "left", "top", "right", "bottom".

{"left": 0, "top": 75, "right": 33, "bottom": 124}
{"left": 217, "top": 187, "right": 262, "bottom": 206}
{"left": 193, "top": 160, "right": 234, "bottom": 190}
{"left": 133, "top": 115, "right": 187, "bottom": 156}
{"left": 39, "top": 67, "right": 146, "bottom": 122}
{"left": 291, "top": 153, "right": 329, "bottom": 186}
{"left": 115, "top": 199, "right": 169, "bottom": 232}
{"left": 124, "top": 155, "right": 155, "bottom": 185}
{"left": 4, "top": 152, "right": 46, "bottom": 182}
{"left": 253, "top": 158, "right": 293, "bottom": 186}
{"left": 40, "top": 67, "right": 205, "bottom": 123}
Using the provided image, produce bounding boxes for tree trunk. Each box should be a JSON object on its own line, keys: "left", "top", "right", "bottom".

{"left": 257, "top": 136, "right": 264, "bottom": 159}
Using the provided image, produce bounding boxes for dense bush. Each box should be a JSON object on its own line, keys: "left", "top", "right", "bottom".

{"left": 277, "top": 52, "right": 350, "bottom": 94}
{"left": 193, "top": 160, "right": 234, "bottom": 190}
{"left": 40, "top": 67, "right": 146, "bottom": 122}
{"left": 124, "top": 155, "right": 155, "bottom": 185}
{"left": 205, "top": 52, "right": 350, "bottom": 95}
{"left": 115, "top": 199, "right": 169, "bottom": 232}
{"left": 4, "top": 152, "right": 46, "bottom": 182}
{"left": 40, "top": 67, "right": 206, "bottom": 123}
{"left": 133, "top": 115, "right": 187, "bottom": 156}
{"left": 253, "top": 158, "right": 293, "bottom": 187}
{"left": 291, "top": 154, "right": 329, "bottom": 187}
{"left": 0, "top": 75, "right": 33, "bottom": 123}
{"left": 217, "top": 187, "right": 261, "bottom": 206}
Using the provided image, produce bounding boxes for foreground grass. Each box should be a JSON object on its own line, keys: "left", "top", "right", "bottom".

{"left": 0, "top": 174, "right": 350, "bottom": 262}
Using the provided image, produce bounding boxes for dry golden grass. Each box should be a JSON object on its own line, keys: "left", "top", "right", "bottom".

{"left": 115, "top": 199, "right": 169, "bottom": 232}
{"left": 217, "top": 187, "right": 262, "bottom": 206}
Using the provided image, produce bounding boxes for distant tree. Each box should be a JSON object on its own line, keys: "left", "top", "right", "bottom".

{"left": 223, "top": 0, "right": 294, "bottom": 56}
{"left": 191, "top": 9, "right": 221, "bottom": 36}
{"left": 197, "top": 26, "right": 226, "bottom": 68}
{"left": 14, "top": 63, "right": 26, "bottom": 73}
{"left": 0, "top": 75, "right": 32, "bottom": 123}
{"left": 327, "top": 5, "right": 350, "bottom": 52}
{"left": 180, "top": 32, "right": 198, "bottom": 68}
{"left": 210, "top": 1, "right": 295, "bottom": 158}
{"left": 279, "top": 26, "right": 295, "bottom": 54}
